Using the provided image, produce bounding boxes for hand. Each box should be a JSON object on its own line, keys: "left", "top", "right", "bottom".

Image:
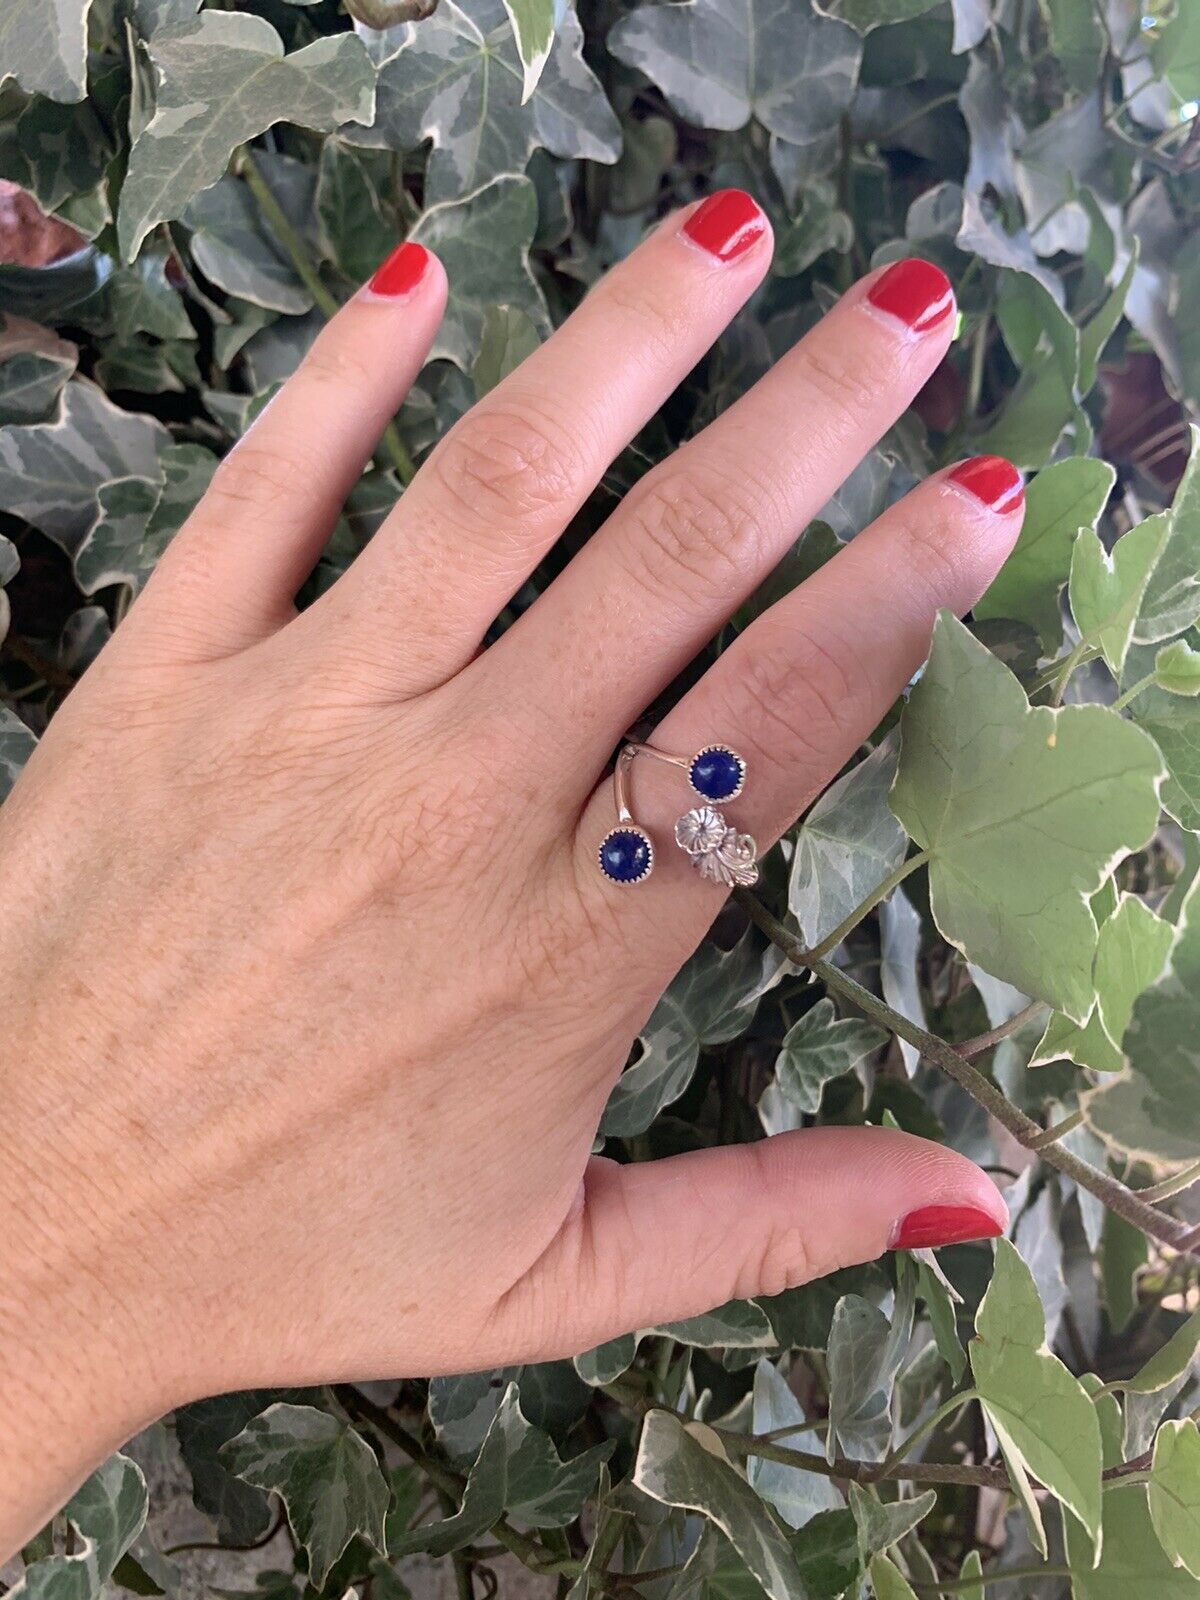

{"left": 0, "top": 190, "right": 1022, "bottom": 1550}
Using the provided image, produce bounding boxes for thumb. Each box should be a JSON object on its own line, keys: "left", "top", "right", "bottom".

{"left": 502, "top": 1127, "right": 1005, "bottom": 1359}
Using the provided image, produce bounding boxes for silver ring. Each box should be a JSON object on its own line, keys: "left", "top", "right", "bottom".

{"left": 597, "top": 741, "right": 759, "bottom": 887}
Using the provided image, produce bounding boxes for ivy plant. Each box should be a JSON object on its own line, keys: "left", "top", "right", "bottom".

{"left": 2, "top": 0, "right": 1200, "bottom": 1594}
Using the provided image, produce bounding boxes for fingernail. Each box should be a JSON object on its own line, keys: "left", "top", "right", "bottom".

{"left": 947, "top": 455, "right": 1025, "bottom": 514}
{"left": 866, "top": 258, "right": 955, "bottom": 334}
{"left": 680, "top": 189, "right": 767, "bottom": 264}
{"left": 889, "top": 1204, "right": 1004, "bottom": 1251}
{"left": 367, "top": 241, "right": 430, "bottom": 298}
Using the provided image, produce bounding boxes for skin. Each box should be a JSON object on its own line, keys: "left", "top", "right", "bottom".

{"left": 0, "top": 199, "right": 1022, "bottom": 1553}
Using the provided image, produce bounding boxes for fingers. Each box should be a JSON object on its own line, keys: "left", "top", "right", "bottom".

{"left": 300, "top": 191, "right": 773, "bottom": 697}
{"left": 572, "top": 456, "right": 1022, "bottom": 922}
{"left": 142, "top": 241, "right": 447, "bottom": 656}
{"left": 491, "top": 257, "right": 958, "bottom": 764}
{"left": 494, "top": 1127, "right": 1005, "bottom": 1360}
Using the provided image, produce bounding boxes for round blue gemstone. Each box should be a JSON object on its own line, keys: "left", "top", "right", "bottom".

{"left": 599, "top": 828, "right": 652, "bottom": 883}
{"left": 690, "top": 747, "right": 744, "bottom": 802}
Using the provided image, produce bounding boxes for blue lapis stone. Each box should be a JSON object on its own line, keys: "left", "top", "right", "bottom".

{"left": 690, "top": 746, "right": 744, "bottom": 802}
{"left": 599, "top": 828, "right": 653, "bottom": 883}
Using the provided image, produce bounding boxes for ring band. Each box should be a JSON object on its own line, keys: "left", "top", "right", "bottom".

{"left": 597, "top": 741, "right": 759, "bottom": 887}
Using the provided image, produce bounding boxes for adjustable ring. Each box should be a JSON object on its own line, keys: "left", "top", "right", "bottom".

{"left": 597, "top": 741, "right": 759, "bottom": 888}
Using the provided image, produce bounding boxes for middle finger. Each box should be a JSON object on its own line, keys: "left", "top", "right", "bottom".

{"left": 487, "top": 257, "right": 957, "bottom": 772}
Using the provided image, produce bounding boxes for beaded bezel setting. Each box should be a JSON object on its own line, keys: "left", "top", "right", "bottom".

{"left": 688, "top": 744, "right": 747, "bottom": 803}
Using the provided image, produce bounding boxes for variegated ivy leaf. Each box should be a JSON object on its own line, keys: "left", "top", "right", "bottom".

{"left": 222, "top": 1403, "right": 389, "bottom": 1588}
{"left": 0, "top": 0, "right": 92, "bottom": 102}
{"left": 351, "top": 0, "right": 618, "bottom": 204}
{"left": 1134, "top": 424, "right": 1200, "bottom": 645}
{"left": 0, "top": 379, "right": 168, "bottom": 554}
{"left": 849, "top": 1483, "right": 936, "bottom": 1566}
{"left": 748, "top": 1360, "right": 843, "bottom": 1529}
{"left": 0, "top": 315, "right": 77, "bottom": 425}
{"left": 609, "top": 0, "right": 861, "bottom": 146}
{"left": 119, "top": 11, "right": 376, "bottom": 261}
{"left": 891, "top": 612, "right": 1164, "bottom": 1023}
{"left": 826, "top": 1261, "right": 914, "bottom": 1463}
{"left": 1069, "top": 514, "right": 1170, "bottom": 677}
{"left": 185, "top": 157, "right": 316, "bottom": 315}
{"left": 10, "top": 1454, "right": 148, "bottom": 1600}
{"left": 0, "top": 705, "right": 38, "bottom": 802}
{"left": 502, "top": 0, "right": 558, "bottom": 100}
{"left": 1066, "top": 1483, "right": 1200, "bottom": 1600}
{"left": 772, "top": 998, "right": 887, "bottom": 1115}
{"left": 1147, "top": 1418, "right": 1200, "bottom": 1579}
{"left": 409, "top": 176, "right": 550, "bottom": 371}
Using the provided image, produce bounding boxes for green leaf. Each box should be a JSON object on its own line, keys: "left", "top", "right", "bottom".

{"left": 601, "top": 932, "right": 759, "bottom": 1137}
{"left": 788, "top": 737, "right": 908, "bottom": 949}
{"left": 0, "top": 0, "right": 92, "bottom": 102}
{"left": 1148, "top": 1416, "right": 1200, "bottom": 1576}
{"left": 813, "top": 0, "right": 938, "bottom": 33}
{"left": 222, "top": 1403, "right": 389, "bottom": 1588}
{"left": 315, "top": 140, "right": 395, "bottom": 286}
{"left": 0, "top": 316, "right": 77, "bottom": 424}
{"left": 185, "top": 161, "right": 315, "bottom": 314}
{"left": 633, "top": 1409, "right": 811, "bottom": 1600}
{"left": 773, "top": 998, "right": 887, "bottom": 1115}
{"left": 73, "top": 443, "right": 215, "bottom": 594}
{"left": 396, "top": 1384, "right": 611, "bottom": 1557}
{"left": 175, "top": 1392, "right": 303, "bottom": 1545}
{"left": 915, "top": 1259, "right": 966, "bottom": 1385}
{"left": 1134, "top": 426, "right": 1200, "bottom": 645}
{"left": 0, "top": 379, "right": 168, "bottom": 554}
{"left": 1124, "top": 641, "right": 1200, "bottom": 831}
{"left": 748, "top": 1361, "right": 843, "bottom": 1530}
{"left": 502, "top": 0, "right": 556, "bottom": 99}
{"left": 1032, "top": 894, "right": 1174, "bottom": 1073}
{"left": 1122, "top": 1306, "right": 1200, "bottom": 1395}
{"left": 1085, "top": 880, "right": 1200, "bottom": 1164}
{"left": 957, "top": 1551, "right": 984, "bottom": 1598}
{"left": 826, "top": 1272, "right": 914, "bottom": 1463}
{"left": 1101, "top": 1209, "right": 1147, "bottom": 1334}
{"left": 472, "top": 304, "right": 541, "bottom": 399}
{"left": 975, "top": 457, "right": 1115, "bottom": 651}
{"left": 12, "top": 1455, "right": 147, "bottom": 1600}
{"left": 1043, "top": 0, "right": 1105, "bottom": 92}
{"left": 849, "top": 1484, "right": 936, "bottom": 1564}
{"left": 1069, "top": 515, "right": 1171, "bottom": 676}
{"left": 1067, "top": 1484, "right": 1200, "bottom": 1600}
{"left": 409, "top": 175, "right": 550, "bottom": 371}
{"left": 867, "top": 1552, "right": 918, "bottom": 1600}
{"left": 1151, "top": 1, "right": 1200, "bottom": 101}
{"left": 357, "top": 0, "right": 618, "bottom": 204}
{"left": 609, "top": 0, "right": 861, "bottom": 145}
{"left": 119, "top": 12, "right": 375, "bottom": 261}
{"left": 891, "top": 612, "right": 1163, "bottom": 1022}
{"left": 1154, "top": 639, "right": 1200, "bottom": 697}
{"left": 429, "top": 1362, "right": 590, "bottom": 1462}
{"left": 970, "top": 1239, "right": 1103, "bottom": 1557}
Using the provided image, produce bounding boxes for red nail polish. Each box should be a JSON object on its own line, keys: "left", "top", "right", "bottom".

{"left": 368, "top": 241, "right": 430, "bottom": 298}
{"left": 947, "top": 455, "right": 1025, "bottom": 514}
{"left": 890, "top": 1204, "right": 1004, "bottom": 1251}
{"left": 866, "top": 258, "right": 955, "bottom": 334}
{"left": 681, "top": 189, "right": 767, "bottom": 264}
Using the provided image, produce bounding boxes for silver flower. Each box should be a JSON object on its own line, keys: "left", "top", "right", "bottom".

{"left": 674, "top": 806, "right": 759, "bottom": 887}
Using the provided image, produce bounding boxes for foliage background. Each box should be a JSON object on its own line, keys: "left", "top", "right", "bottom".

{"left": 2, "top": 0, "right": 1200, "bottom": 1594}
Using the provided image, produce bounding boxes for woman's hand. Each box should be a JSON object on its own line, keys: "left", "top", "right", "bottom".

{"left": 0, "top": 191, "right": 1023, "bottom": 1549}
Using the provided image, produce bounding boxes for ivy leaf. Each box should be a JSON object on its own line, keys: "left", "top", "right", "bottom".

{"left": 826, "top": 1267, "right": 914, "bottom": 1463}
{"left": 1122, "top": 1307, "right": 1200, "bottom": 1396}
{"left": 1124, "top": 639, "right": 1200, "bottom": 831}
{"left": 976, "top": 457, "right": 1115, "bottom": 651}
{"left": 748, "top": 1361, "right": 843, "bottom": 1530}
{"left": 890, "top": 612, "right": 1164, "bottom": 1022}
{"left": 1150, "top": 1, "right": 1200, "bottom": 102}
{"left": 119, "top": 12, "right": 376, "bottom": 261}
{"left": 429, "top": 1363, "right": 589, "bottom": 1462}
{"left": 315, "top": 140, "right": 395, "bottom": 286}
{"left": 773, "top": 998, "right": 887, "bottom": 1115}
{"left": 609, "top": 0, "right": 861, "bottom": 146}
{"left": 879, "top": 888, "right": 926, "bottom": 1076}
{"left": 1031, "top": 894, "right": 1174, "bottom": 1074}
{"left": 867, "top": 1553, "right": 919, "bottom": 1600}
{"left": 502, "top": 0, "right": 557, "bottom": 100}
{"left": 915, "top": 1258, "right": 966, "bottom": 1385}
{"left": 1148, "top": 1419, "right": 1200, "bottom": 1576}
{"left": 1134, "top": 425, "right": 1200, "bottom": 645}
{"left": 356, "top": 0, "right": 618, "bottom": 204}
{"left": 788, "top": 737, "right": 907, "bottom": 949}
{"left": 0, "top": 379, "right": 168, "bottom": 554}
{"left": 73, "top": 443, "right": 216, "bottom": 595}
{"left": 633, "top": 1409, "right": 811, "bottom": 1600}
{"left": 970, "top": 1239, "right": 1103, "bottom": 1558}
{"left": 221, "top": 1403, "right": 389, "bottom": 1588}
{"left": 1154, "top": 638, "right": 1200, "bottom": 697}
{"left": 184, "top": 160, "right": 316, "bottom": 314}
{"left": 396, "top": 1384, "right": 612, "bottom": 1557}
{"left": 0, "top": 0, "right": 92, "bottom": 102}
{"left": 601, "top": 932, "right": 760, "bottom": 1137}
{"left": 409, "top": 176, "right": 549, "bottom": 370}
{"left": 10, "top": 1455, "right": 147, "bottom": 1600}
{"left": 849, "top": 1483, "right": 936, "bottom": 1563}
{"left": 1085, "top": 880, "right": 1200, "bottom": 1165}
{"left": 1069, "top": 514, "right": 1171, "bottom": 677}
{"left": 176, "top": 1392, "right": 302, "bottom": 1545}
{"left": 1066, "top": 1485, "right": 1200, "bottom": 1600}
{"left": 0, "top": 316, "right": 77, "bottom": 424}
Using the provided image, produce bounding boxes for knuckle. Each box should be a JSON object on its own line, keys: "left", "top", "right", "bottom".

{"left": 598, "top": 276, "right": 695, "bottom": 370}
{"left": 735, "top": 1143, "right": 813, "bottom": 1298}
{"left": 891, "top": 507, "right": 967, "bottom": 604}
{"left": 299, "top": 338, "right": 373, "bottom": 395}
{"left": 429, "top": 404, "right": 586, "bottom": 526}
{"left": 620, "top": 465, "right": 769, "bottom": 608}
{"left": 799, "top": 334, "right": 894, "bottom": 422}
{"left": 731, "top": 623, "right": 857, "bottom": 771}
{"left": 205, "top": 442, "right": 304, "bottom": 514}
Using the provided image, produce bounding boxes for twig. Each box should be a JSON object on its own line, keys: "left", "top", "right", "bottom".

{"left": 732, "top": 888, "right": 1199, "bottom": 1258}
{"left": 957, "top": 1000, "right": 1047, "bottom": 1058}
{"left": 232, "top": 148, "right": 416, "bottom": 485}
{"left": 2, "top": 636, "right": 76, "bottom": 692}
{"left": 165, "top": 1509, "right": 286, "bottom": 1556}
{"left": 1139, "top": 1158, "right": 1200, "bottom": 1204}
{"left": 912, "top": 1566, "right": 1073, "bottom": 1594}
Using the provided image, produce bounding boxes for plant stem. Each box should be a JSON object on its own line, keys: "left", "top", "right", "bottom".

{"left": 718, "top": 1427, "right": 1008, "bottom": 1489}
{"left": 1111, "top": 671, "right": 1156, "bottom": 713}
{"left": 912, "top": 1565, "right": 1074, "bottom": 1594}
{"left": 232, "top": 147, "right": 416, "bottom": 484}
{"left": 956, "top": 1000, "right": 1047, "bottom": 1058}
{"left": 732, "top": 889, "right": 1199, "bottom": 1258}
{"left": 802, "top": 850, "right": 931, "bottom": 961}
{"left": 1026, "top": 644, "right": 1100, "bottom": 700}
{"left": 1047, "top": 637, "right": 1091, "bottom": 707}
{"left": 1139, "top": 1157, "right": 1200, "bottom": 1203}
{"left": 880, "top": 1391, "right": 979, "bottom": 1474}
{"left": 1030, "top": 1108, "right": 1085, "bottom": 1149}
